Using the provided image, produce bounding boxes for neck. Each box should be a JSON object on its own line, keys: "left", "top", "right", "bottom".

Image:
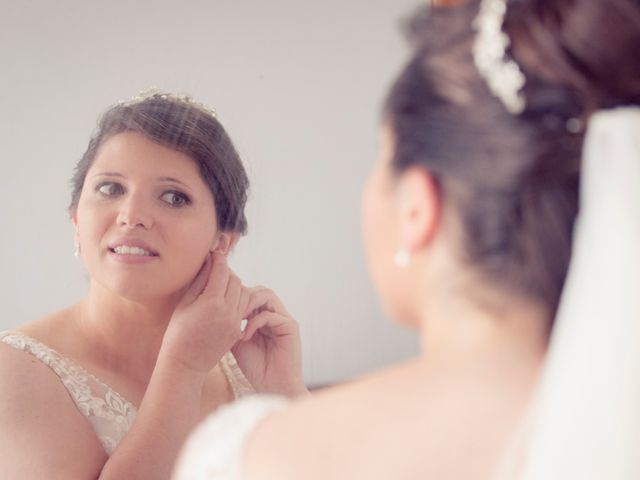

{"left": 73, "top": 281, "right": 182, "bottom": 383}
{"left": 417, "top": 284, "right": 550, "bottom": 372}
{"left": 411, "top": 230, "right": 550, "bottom": 372}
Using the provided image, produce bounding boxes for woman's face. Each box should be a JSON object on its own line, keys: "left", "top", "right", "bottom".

{"left": 74, "top": 131, "right": 220, "bottom": 302}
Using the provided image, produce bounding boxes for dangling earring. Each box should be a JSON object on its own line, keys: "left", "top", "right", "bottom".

{"left": 394, "top": 248, "right": 411, "bottom": 268}
{"left": 74, "top": 242, "right": 81, "bottom": 257}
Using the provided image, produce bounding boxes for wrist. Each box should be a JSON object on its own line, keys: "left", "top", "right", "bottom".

{"left": 156, "top": 348, "right": 210, "bottom": 385}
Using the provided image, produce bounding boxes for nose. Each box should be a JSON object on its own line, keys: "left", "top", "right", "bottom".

{"left": 116, "top": 194, "right": 154, "bottom": 230}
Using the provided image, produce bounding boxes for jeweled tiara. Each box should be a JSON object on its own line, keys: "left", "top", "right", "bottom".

{"left": 119, "top": 88, "right": 218, "bottom": 118}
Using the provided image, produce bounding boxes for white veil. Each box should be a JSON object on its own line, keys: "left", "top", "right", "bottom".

{"left": 517, "top": 108, "right": 640, "bottom": 478}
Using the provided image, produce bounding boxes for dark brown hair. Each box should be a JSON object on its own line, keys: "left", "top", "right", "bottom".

{"left": 385, "top": 0, "right": 640, "bottom": 317}
{"left": 70, "top": 93, "right": 249, "bottom": 234}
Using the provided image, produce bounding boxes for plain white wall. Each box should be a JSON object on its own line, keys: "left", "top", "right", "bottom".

{"left": 0, "top": 0, "right": 420, "bottom": 386}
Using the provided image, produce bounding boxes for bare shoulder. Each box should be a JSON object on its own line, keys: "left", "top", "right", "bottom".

{"left": 245, "top": 359, "right": 536, "bottom": 480}
{"left": 17, "top": 305, "right": 80, "bottom": 347}
{"left": 243, "top": 362, "right": 419, "bottom": 479}
{"left": 0, "top": 337, "right": 107, "bottom": 479}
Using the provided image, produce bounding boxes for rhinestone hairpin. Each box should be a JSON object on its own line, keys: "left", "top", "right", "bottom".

{"left": 472, "top": 0, "right": 526, "bottom": 114}
{"left": 119, "top": 88, "right": 217, "bottom": 118}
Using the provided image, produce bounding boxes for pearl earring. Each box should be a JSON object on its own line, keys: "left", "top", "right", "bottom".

{"left": 394, "top": 249, "right": 411, "bottom": 268}
{"left": 74, "top": 242, "right": 81, "bottom": 257}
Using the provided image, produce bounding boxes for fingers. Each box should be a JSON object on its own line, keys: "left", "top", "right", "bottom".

{"left": 241, "top": 310, "right": 272, "bottom": 341}
{"left": 241, "top": 310, "right": 298, "bottom": 342}
{"left": 200, "top": 256, "right": 249, "bottom": 337}
{"left": 243, "top": 287, "right": 290, "bottom": 320}
{"left": 179, "top": 255, "right": 294, "bottom": 344}
{"left": 178, "top": 253, "right": 213, "bottom": 306}
{"left": 178, "top": 253, "right": 241, "bottom": 312}
{"left": 203, "top": 251, "right": 231, "bottom": 298}
{"left": 238, "top": 287, "right": 252, "bottom": 319}
{"left": 225, "top": 274, "right": 242, "bottom": 310}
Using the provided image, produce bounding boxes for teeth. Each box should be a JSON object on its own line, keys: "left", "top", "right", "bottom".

{"left": 112, "top": 246, "right": 153, "bottom": 256}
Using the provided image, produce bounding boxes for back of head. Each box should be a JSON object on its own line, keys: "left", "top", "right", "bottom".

{"left": 70, "top": 92, "right": 250, "bottom": 234}
{"left": 385, "top": 0, "right": 640, "bottom": 321}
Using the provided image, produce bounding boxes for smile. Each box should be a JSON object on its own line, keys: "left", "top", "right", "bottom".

{"left": 109, "top": 246, "right": 158, "bottom": 256}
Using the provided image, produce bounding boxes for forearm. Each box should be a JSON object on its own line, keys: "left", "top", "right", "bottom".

{"left": 98, "top": 355, "right": 207, "bottom": 480}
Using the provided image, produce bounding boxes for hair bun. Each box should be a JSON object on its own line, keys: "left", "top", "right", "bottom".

{"left": 508, "top": 0, "right": 640, "bottom": 113}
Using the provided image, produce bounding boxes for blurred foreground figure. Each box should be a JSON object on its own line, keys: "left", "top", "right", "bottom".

{"left": 174, "top": 0, "right": 640, "bottom": 479}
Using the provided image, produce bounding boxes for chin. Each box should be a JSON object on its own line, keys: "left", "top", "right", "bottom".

{"left": 101, "top": 277, "right": 183, "bottom": 305}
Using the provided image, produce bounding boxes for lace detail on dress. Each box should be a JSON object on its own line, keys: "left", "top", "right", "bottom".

{"left": 0, "top": 331, "right": 254, "bottom": 456}
{"left": 220, "top": 352, "right": 254, "bottom": 399}
{"left": 0, "top": 330, "right": 137, "bottom": 455}
{"left": 174, "top": 395, "right": 289, "bottom": 480}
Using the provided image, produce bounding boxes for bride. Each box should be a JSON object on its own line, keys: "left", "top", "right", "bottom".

{"left": 173, "top": 0, "right": 640, "bottom": 478}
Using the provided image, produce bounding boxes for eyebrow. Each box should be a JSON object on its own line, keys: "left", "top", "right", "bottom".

{"left": 157, "top": 177, "right": 193, "bottom": 191}
{"left": 92, "top": 172, "right": 193, "bottom": 191}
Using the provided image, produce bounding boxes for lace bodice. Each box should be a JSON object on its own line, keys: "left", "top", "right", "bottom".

{"left": 173, "top": 395, "right": 289, "bottom": 480}
{"left": 0, "top": 330, "right": 254, "bottom": 455}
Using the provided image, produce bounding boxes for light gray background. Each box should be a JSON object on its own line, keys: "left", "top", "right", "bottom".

{"left": 0, "top": 0, "right": 419, "bottom": 386}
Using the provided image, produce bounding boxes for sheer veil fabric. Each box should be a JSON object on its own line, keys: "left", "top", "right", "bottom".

{"left": 503, "top": 108, "right": 640, "bottom": 479}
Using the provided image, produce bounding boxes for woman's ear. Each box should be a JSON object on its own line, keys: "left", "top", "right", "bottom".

{"left": 210, "top": 232, "right": 241, "bottom": 255}
{"left": 71, "top": 212, "right": 79, "bottom": 239}
{"left": 395, "top": 167, "right": 440, "bottom": 253}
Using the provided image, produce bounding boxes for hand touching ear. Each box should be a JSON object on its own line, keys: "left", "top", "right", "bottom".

{"left": 161, "top": 252, "right": 248, "bottom": 374}
{"left": 160, "top": 252, "right": 307, "bottom": 397}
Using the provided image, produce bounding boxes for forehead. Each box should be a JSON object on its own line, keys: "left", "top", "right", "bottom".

{"left": 90, "top": 131, "right": 204, "bottom": 185}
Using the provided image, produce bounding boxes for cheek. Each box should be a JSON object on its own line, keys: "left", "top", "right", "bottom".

{"left": 362, "top": 176, "right": 395, "bottom": 286}
{"left": 362, "top": 183, "right": 379, "bottom": 261}
{"left": 75, "top": 200, "right": 109, "bottom": 247}
{"left": 167, "top": 218, "right": 217, "bottom": 267}
{"left": 362, "top": 188, "right": 411, "bottom": 325}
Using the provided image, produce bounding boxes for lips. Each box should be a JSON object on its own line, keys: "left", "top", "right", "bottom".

{"left": 107, "top": 239, "right": 159, "bottom": 257}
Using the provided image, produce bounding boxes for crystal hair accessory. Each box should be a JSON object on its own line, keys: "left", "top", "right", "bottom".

{"left": 118, "top": 89, "right": 218, "bottom": 118}
{"left": 472, "top": 0, "right": 526, "bottom": 114}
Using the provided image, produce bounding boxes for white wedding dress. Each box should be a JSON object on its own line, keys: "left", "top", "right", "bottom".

{"left": 174, "top": 395, "right": 289, "bottom": 480}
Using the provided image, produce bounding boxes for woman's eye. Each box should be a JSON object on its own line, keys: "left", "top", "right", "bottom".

{"left": 97, "top": 182, "right": 124, "bottom": 196}
{"left": 160, "top": 191, "right": 191, "bottom": 207}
